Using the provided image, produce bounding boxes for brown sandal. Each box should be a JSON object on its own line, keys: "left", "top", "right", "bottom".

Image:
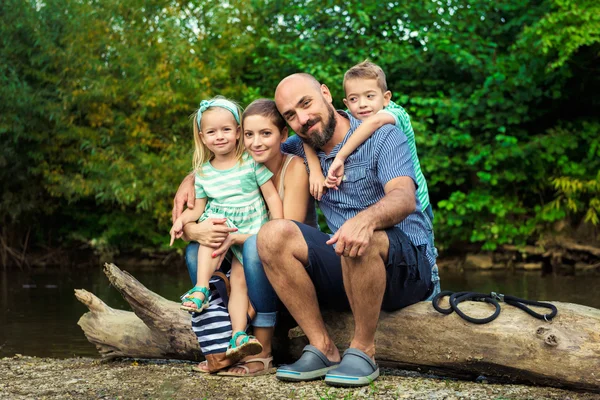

{"left": 216, "top": 356, "right": 276, "bottom": 377}
{"left": 191, "top": 360, "right": 210, "bottom": 373}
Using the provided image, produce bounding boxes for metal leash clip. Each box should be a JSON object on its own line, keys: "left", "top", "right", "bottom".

{"left": 491, "top": 292, "right": 505, "bottom": 302}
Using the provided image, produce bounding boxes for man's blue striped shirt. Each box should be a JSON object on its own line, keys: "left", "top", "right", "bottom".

{"left": 281, "top": 111, "right": 436, "bottom": 267}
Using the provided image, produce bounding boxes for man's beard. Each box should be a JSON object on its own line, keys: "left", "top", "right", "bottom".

{"left": 300, "top": 107, "right": 337, "bottom": 150}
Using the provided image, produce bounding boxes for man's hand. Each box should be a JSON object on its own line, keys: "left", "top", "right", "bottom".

{"left": 172, "top": 173, "right": 195, "bottom": 223}
{"left": 182, "top": 218, "right": 237, "bottom": 248}
{"left": 326, "top": 214, "right": 374, "bottom": 258}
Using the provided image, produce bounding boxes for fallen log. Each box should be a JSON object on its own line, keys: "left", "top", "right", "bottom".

{"left": 76, "top": 263, "right": 600, "bottom": 392}
{"left": 76, "top": 263, "right": 202, "bottom": 361}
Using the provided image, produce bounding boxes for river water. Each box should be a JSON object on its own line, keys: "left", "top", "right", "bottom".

{"left": 1, "top": 265, "right": 599, "bottom": 359}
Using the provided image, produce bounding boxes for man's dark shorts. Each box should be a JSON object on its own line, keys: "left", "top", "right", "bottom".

{"left": 292, "top": 221, "right": 433, "bottom": 312}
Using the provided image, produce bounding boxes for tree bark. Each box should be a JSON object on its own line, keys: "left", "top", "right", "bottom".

{"left": 76, "top": 263, "right": 600, "bottom": 392}
{"left": 76, "top": 263, "right": 202, "bottom": 361}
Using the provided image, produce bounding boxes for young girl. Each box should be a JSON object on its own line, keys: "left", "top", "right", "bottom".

{"left": 170, "top": 96, "right": 283, "bottom": 362}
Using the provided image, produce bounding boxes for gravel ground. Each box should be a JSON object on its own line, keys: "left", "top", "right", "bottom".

{"left": 1, "top": 355, "right": 598, "bottom": 400}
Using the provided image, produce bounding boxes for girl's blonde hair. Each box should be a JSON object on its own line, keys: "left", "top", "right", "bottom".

{"left": 191, "top": 96, "right": 245, "bottom": 173}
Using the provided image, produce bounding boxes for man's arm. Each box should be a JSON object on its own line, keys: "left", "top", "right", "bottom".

{"left": 355, "top": 176, "right": 416, "bottom": 230}
{"left": 281, "top": 134, "right": 306, "bottom": 159}
{"left": 172, "top": 172, "right": 195, "bottom": 223}
{"left": 326, "top": 177, "right": 416, "bottom": 257}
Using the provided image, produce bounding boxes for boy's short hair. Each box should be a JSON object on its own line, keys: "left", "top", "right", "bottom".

{"left": 343, "top": 60, "right": 388, "bottom": 93}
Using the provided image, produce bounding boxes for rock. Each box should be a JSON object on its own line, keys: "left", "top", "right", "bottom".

{"left": 515, "top": 262, "right": 542, "bottom": 271}
{"left": 464, "top": 254, "right": 494, "bottom": 269}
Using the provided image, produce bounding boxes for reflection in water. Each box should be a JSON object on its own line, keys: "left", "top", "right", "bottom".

{"left": 440, "top": 269, "right": 600, "bottom": 308}
{"left": 0, "top": 265, "right": 192, "bottom": 359}
{"left": 0, "top": 266, "right": 599, "bottom": 359}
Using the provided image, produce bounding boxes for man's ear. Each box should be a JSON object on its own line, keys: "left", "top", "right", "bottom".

{"left": 383, "top": 90, "right": 392, "bottom": 107}
{"left": 280, "top": 126, "right": 289, "bottom": 142}
{"left": 320, "top": 84, "right": 333, "bottom": 103}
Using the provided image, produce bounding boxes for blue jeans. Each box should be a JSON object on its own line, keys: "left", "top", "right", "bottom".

{"left": 242, "top": 235, "right": 278, "bottom": 327}
{"left": 184, "top": 242, "right": 201, "bottom": 286}
{"left": 184, "top": 238, "right": 278, "bottom": 328}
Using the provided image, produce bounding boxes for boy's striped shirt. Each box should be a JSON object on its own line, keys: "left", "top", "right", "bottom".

{"left": 381, "top": 101, "right": 430, "bottom": 212}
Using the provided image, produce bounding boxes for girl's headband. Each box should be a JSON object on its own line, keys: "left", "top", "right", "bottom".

{"left": 196, "top": 99, "right": 240, "bottom": 129}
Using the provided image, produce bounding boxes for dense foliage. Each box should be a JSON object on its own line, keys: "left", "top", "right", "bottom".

{"left": 1, "top": 0, "right": 598, "bottom": 264}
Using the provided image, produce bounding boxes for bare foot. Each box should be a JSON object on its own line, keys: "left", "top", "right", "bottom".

{"left": 312, "top": 339, "right": 341, "bottom": 363}
{"left": 192, "top": 360, "right": 209, "bottom": 373}
{"left": 225, "top": 351, "right": 273, "bottom": 375}
{"left": 182, "top": 291, "right": 207, "bottom": 310}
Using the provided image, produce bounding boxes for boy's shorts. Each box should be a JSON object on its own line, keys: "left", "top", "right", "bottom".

{"left": 292, "top": 221, "right": 433, "bottom": 312}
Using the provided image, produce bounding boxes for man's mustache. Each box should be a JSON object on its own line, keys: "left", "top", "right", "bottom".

{"left": 300, "top": 117, "right": 321, "bottom": 135}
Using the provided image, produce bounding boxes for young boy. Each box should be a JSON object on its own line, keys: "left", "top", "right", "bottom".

{"left": 303, "top": 60, "right": 432, "bottom": 220}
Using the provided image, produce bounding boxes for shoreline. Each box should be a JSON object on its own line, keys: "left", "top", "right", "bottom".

{"left": 1, "top": 355, "right": 598, "bottom": 399}
{"left": 5, "top": 249, "right": 600, "bottom": 274}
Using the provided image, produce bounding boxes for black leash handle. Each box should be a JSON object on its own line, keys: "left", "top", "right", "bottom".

{"left": 503, "top": 294, "right": 557, "bottom": 321}
{"left": 433, "top": 290, "right": 557, "bottom": 324}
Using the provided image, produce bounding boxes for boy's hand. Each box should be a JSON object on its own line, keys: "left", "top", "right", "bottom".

{"left": 325, "top": 157, "right": 345, "bottom": 190}
{"left": 169, "top": 219, "right": 184, "bottom": 246}
{"left": 309, "top": 171, "right": 327, "bottom": 201}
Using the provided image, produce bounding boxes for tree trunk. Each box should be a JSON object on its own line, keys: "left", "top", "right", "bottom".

{"left": 76, "top": 263, "right": 202, "bottom": 361}
{"left": 76, "top": 263, "right": 600, "bottom": 392}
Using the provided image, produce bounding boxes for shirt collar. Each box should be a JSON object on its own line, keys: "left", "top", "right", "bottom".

{"left": 316, "top": 110, "right": 359, "bottom": 159}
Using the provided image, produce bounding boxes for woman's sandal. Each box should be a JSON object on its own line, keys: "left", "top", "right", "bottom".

{"left": 225, "top": 331, "right": 263, "bottom": 361}
{"left": 217, "top": 356, "right": 276, "bottom": 377}
{"left": 180, "top": 286, "right": 211, "bottom": 313}
{"left": 190, "top": 360, "right": 209, "bottom": 374}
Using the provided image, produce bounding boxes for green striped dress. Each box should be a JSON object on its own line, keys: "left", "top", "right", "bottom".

{"left": 381, "top": 101, "right": 431, "bottom": 212}
{"left": 195, "top": 152, "right": 273, "bottom": 265}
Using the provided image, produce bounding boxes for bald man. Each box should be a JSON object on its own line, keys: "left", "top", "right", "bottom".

{"left": 255, "top": 73, "right": 437, "bottom": 387}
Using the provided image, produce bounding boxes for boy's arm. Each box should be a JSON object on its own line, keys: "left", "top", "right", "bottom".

{"left": 260, "top": 180, "right": 283, "bottom": 219}
{"left": 326, "top": 112, "right": 396, "bottom": 189}
{"left": 303, "top": 142, "right": 326, "bottom": 201}
{"left": 339, "top": 112, "right": 396, "bottom": 161}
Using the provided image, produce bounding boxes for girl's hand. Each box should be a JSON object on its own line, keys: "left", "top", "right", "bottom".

{"left": 309, "top": 171, "right": 327, "bottom": 201}
{"left": 325, "top": 157, "right": 345, "bottom": 190}
{"left": 211, "top": 233, "right": 236, "bottom": 259}
{"left": 169, "top": 220, "right": 184, "bottom": 246}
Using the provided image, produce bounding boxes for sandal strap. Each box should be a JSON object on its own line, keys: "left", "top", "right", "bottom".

{"left": 184, "top": 286, "right": 211, "bottom": 298}
{"left": 182, "top": 296, "right": 205, "bottom": 309}
{"left": 181, "top": 286, "right": 211, "bottom": 308}
{"left": 229, "top": 331, "right": 254, "bottom": 349}
{"left": 241, "top": 356, "right": 273, "bottom": 369}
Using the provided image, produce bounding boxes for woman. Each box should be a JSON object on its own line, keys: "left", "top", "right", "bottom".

{"left": 175, "top": 99, "right": 317, "bottom": 376}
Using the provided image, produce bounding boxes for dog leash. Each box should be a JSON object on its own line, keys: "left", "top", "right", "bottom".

{"left": 432, "top": 290, "right": 558, "bottom": 324}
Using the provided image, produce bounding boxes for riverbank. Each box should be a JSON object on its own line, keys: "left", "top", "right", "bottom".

{"left": 4, "top": 231, "right": 600, "bottom": 273}
{"left": 1, "top": 355, "right": 597, "bottom": 400}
